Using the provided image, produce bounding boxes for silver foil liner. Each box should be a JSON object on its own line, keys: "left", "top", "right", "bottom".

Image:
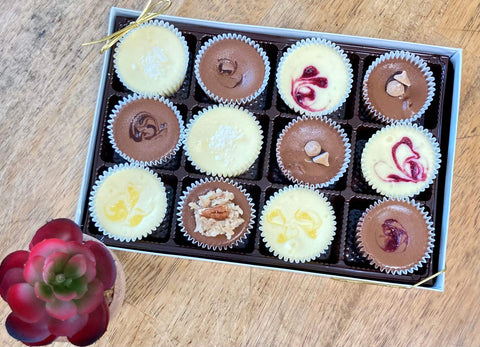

{"left": 88, "top": 163, "right": 167, "bottom": 242}
{"left": 194, "top": 33, "right": 271, "bottom": 104}
{"left": 362, "top": 50, "right": 436, "bottom": 124}
{"left": 276, "top": 115, "right": 351, "bottom": 189}
{"left": 113, "top": 19, "right": 189, "bottom": 97}
{"left": 356, "top": 197, "right": 435, "bottom": 275}
{"left": 183, "top": 104, "right": 263, "bottom": 177}
{"left": 361, "top": 122, "right": 441, "bottom": 198}
{"left": 259, "top": 185, "right": 336, "bottom": 263}
{"left": 107, "top": 93, "right": 185, "bottom": 167}
{"left": 177, "top": 177, "right": 255, "bottom": 250}
{"left": 276, "top": 37, "right": 353, "bottom": 117}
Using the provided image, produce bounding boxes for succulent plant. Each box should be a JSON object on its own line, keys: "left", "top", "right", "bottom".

{"left": 0, "top": 219, "right": 116, "bottom": 346}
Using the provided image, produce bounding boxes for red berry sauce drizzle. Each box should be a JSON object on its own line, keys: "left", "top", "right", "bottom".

{"left": 375, "top": 136, "right": 428, "bottom": 183}
{"left": 291, "top": 65, "right": 328, "bottom": 112}
{"left": 378, "top": 219, "right": 409, "bottom": 252}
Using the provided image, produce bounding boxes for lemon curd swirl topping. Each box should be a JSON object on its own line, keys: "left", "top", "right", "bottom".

{"left": 266, "top": 209, "right": 322, "bottom": 243}
{"left": 104, "top": 182, "right": 153, "bottom": 227}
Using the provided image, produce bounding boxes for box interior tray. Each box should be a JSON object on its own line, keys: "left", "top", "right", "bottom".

{"left": 78, "top": 13, "right": 456, "bottom": 288}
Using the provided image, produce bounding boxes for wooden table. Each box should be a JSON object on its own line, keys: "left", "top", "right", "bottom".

{"left": 0, "top": 0, "right": 478, "bottom": 346}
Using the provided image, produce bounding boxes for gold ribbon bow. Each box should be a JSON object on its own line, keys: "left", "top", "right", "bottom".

{"left": 332, "top": 267, "right": 447, "bottom": 289}
{"left": 82, "top": 0, "right": 172, "bottom": 53}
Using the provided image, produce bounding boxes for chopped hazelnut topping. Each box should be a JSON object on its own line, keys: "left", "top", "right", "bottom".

{"left": 394, "top": 70, "right": 411, "bottom": 86}
{"left": 386, "top": 71, "right": 411, "bottom": 97}
{"left": 304, "top": 140, "right": 322, "bottom": 157}
{"left": 304, "top": 139, "right": 329, "bottom": 166}
{"left": 386, "top": 80, "right": 406, "bottom": 97}
{"left": 312, "top": 152, "right": 330, "bottom": 166}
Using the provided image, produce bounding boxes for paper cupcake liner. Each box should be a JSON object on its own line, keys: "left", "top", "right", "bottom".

{"left": 177, "top": 177, "right": 255, "bottom": 250}
{"left": 259, "top": 185, "right": 337, "bottom": 263}
{"left": 183, "top": 104, "right": 264, "bottom": 177}
{"left": 113, "top": 19, "right": 189, "bottom": 97}
{"left": 276, "top": 115, "right": 351, "bottom": 189}
{"left": 355, "top": 197, "right": 435, "bottom": 275}
{"left": 194, "top": 33, "right": 271, "bottom": 105}
{"left": 107, "top": 94, "right": 185, "bottom": 167}
{"left": 88, "top": 163, "right": 167, "bottom": 242}
{"left": 276, "top": 37, "right": 353, "bottom": 117}
{"left": 360, "top": 123, "right": 441, "bottom": 198}
{"left": 362, "top": 50, "right": 435, "bottom": 124}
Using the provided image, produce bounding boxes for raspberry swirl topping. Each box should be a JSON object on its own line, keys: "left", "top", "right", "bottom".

{"left": 374, "top": 136, "right": 428, "bottom": 183}
{"left": 377, "top": 218, "right": 409, "bottom": 253}
{"left": 291, "top": 66, "right": 328, "bottom": 112}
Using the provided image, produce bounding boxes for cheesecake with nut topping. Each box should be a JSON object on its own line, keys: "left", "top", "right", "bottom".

{"left": 178, "top": 178, "right": 254, "bottom": 250}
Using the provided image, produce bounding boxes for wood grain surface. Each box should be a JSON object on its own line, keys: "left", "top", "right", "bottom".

{"left": 0, "top": 0, "right": 479, "bottom": 346}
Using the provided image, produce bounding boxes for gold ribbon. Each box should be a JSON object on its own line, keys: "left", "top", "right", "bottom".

{"left": 332, "top": 268, "right": 446, "bottom": 290}
{"left": 410, "top": 267, "right": 446, "bottom": 288}
{"left": 82, "top": 0, "right": 172, "bottom": 53}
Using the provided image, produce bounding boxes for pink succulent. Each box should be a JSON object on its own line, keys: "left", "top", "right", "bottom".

{"left": 0, "top": 219, "right": 116, "bottom": 346}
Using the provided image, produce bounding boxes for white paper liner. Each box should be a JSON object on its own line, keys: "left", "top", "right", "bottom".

{"left": 276, "top": 37, "right": 353, "bottom": 117}
{"left": 177, "top": 177, "right": 255, "bottom": 250}
{"left": 355, "top": 197, "right": 435, "bottom": 275}
{"left": 276, "top": 115, "right": 351, "bottom": 188}
{"left": 107, "top": 94, "right": 185, "bottom": 167}
{"left": 259, "top": 185, "right": 337, "bottom": 263}
{"left": 360, "top": 122, "right": 441, "bottom": 198}
{"left": 183, "top": 104, "right": 264, "bottom": 177}
{"left": 88, "top": 163, "right": 167, "bottom": 242}
{"left": 194, "top": 33, "right": 271, "bottom": 104}
{"left": 362, "top": 50, "right": 436, "bottom": 124}
{"left": 113, "top": 19, "right": 189, "bottom": 97}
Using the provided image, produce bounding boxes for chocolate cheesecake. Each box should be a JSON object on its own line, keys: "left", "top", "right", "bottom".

{"left": 276, "top": 116, "right": 350, "bottom": 187}
{"left": 179, "top": 179, "right": 253, "bottom": 250}
{"left": 196, "top": 36, "right": 267, "bottom": 102}
{"left": 110, "top": 97, "right": 182, "bottom": 165}
{"left": 356, "top": 199, "right": 434, "bottom": 274}
{"left": 363, "top": 53, "right": 433, "bottom": 122}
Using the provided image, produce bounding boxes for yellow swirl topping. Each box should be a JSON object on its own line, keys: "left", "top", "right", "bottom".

{"left": 104, "top": 183, "right": 151, "bottom": 227}
{"left": 266, "top": 208, "right": 322, "bottom": 243}
{"left": 260, "top": 187, "right": 336, "bottom": 262}
{"left": 94, "top": 166, "right": 167, "bottom": 240}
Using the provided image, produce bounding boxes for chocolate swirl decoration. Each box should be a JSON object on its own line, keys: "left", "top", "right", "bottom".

{"left": 215, "top": 58, "right": 243, "bottom": 88}
{"left": 129, "top": 112, "right": 166, "bottom": 143}
{"left": 291, "top": 65, "right": 328, "bottom": 112}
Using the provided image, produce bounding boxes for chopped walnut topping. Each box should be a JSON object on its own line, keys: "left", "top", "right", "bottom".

{"left": 188, "top": 189, "right": 244, "bottom": 239}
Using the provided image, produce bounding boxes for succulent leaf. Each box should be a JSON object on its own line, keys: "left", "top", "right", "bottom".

{"left": 7, "top": 283, "right": 45, "bottom": 323}
{"left": 30, "top": 239, "right": 69, "bottom": 260}
{"left": 42, "top": 252, "right": 69, "bottom": 285}
{"left": 6, "top": 313, "right": 54, "bottom": 345}
{"left": 34, "top": 282, "right": 54, "bottom": 303}
{"left": 46, "top": 298, "right": 77, "bottom": 321}
{"left": 47, "top": 312, "right": 88, "bottom": 337}
{"left": 2, "top": 219, "right": 116, "bottom": 346}
{"left": 24, "top": 255, "right": 45, "bottom": 285}
{"left": 84, "top": 240, "right": 116, "bottom": 290}
{"left": 64, "top": 254, "right": 88, "bottom": 279}
{"left": 0, "top": 268, "right": 25, "bottom": 301}
{"left": 74, "top": 279, "right": 104, "bottom": 315}
{"left": 66, "top": 242, "right": 96, "bottom": 262}
{"left": 0, "top": 250, "right": 29, "bottom": 282}
{"left": 67, "top": 299, "right": 109, "bottom": 347}
{"left": 29, "top": 219, "right": 83, "bottom": 250}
